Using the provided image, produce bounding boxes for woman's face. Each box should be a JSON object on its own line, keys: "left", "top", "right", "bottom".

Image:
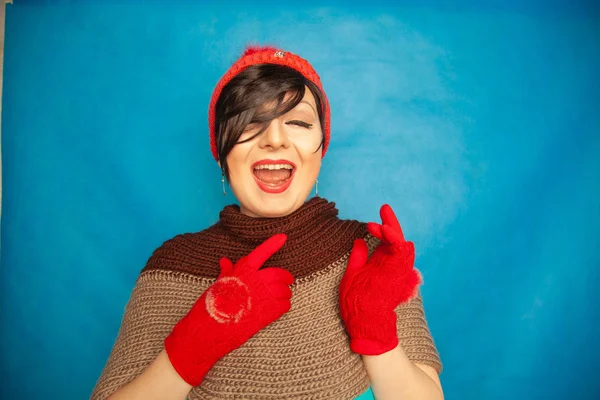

{"left": 225, "top": 87, "right": 323, "bottom": 218}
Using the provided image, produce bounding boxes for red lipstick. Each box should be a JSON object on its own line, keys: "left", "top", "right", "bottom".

{"left": 251, "top": 159, "right": 296, "bottom": 194}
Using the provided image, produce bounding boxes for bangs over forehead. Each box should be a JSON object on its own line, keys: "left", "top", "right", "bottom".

{"left": 214, "top": 64, "right": 325, "bottom": 179}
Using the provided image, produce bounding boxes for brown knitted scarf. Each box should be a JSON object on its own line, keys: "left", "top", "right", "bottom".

{"left": 142, "top": 197, "right": 368, "bottom": 279}
{"left": 91, "top": 197, "right": 442, "bottom": 400}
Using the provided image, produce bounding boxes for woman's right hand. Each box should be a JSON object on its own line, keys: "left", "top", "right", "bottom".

{"left": 164, "top": 234, "right": 294, "bottom": 387}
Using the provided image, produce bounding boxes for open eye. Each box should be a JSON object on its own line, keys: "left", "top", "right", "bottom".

{"left": 286, "top": 120, "right": 313, "bottom": 129}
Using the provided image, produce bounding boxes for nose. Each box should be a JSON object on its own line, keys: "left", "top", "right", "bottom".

{"left": 258, "top": 120, "right": 291, "bottom": 151}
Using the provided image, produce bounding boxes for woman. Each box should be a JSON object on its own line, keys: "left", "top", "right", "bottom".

{"left": 91, "top": 45, "right": 444, "bottom": 400}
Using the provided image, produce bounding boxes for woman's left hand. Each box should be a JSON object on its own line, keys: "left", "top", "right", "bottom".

{"left": 339, "top": 204, "right": 422, "bottom": 356}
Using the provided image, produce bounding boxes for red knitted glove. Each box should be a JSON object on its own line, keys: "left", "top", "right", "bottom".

{"left": 164, "top": 234, "right": 294, "bottom": 386}
{"left": 339, "top": 205, "right": 422, "bottom": 355}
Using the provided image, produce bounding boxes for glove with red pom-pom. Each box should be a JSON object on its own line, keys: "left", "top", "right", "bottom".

{"left": 164, "top": 234, "right": 294, "bottom": 386}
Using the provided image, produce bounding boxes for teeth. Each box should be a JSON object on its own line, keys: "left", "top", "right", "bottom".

{"left": 254, "top": 164, "right": 293, "bottom": 170}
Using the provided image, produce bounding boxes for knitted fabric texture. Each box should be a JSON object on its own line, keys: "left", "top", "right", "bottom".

{"left": 208, "top": 45, "right": 331, "bottom": 161}
{"left": 91, "top": 198, "right": 442, "bottom": 399}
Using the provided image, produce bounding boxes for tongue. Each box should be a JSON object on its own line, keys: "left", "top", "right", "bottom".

{"left": 254, "top": 169, "right": 292, "bottom": 185}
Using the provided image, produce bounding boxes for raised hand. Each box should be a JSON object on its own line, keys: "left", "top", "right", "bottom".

{"left": 339, "top": 205, "right": 421, "bottom": 355}
{"left": 165, "top": 234, "right": 294, "bottom": 386}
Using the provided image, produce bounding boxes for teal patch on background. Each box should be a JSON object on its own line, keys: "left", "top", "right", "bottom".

{"left": 356, "top": 386, "right": 374, "bottom": 399}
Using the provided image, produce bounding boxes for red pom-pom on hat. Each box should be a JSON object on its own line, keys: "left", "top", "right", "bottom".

{"left": 241, "top": 44, "right": 279, "bottom": 57}
{"left": 208, "top": 45, "right": 330, "bottom": 161}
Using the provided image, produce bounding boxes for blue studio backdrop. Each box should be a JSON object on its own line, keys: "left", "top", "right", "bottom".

{"left": 1, "top": 1, "right": 599, "bottom": 399}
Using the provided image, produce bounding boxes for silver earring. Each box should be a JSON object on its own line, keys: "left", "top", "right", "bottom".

{"left": 315, "top": 179, "right": 319, "bottom": 196}
{"left": 222, "top": 173, "right": 226, "bottom": 196}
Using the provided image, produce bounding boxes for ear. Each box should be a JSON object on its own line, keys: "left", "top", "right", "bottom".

{"left": 217, "top": 160, "right": 221, "bottom": 168}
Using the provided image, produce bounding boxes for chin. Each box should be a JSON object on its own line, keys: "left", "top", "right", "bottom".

{"left": 257, "top": 193, "right": 304, "bottom": 218}
{"left": 241, "top": 188, "right": 311, "bottom": 218}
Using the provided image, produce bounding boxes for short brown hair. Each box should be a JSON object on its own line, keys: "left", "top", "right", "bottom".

{"left": 214, "top": 64, "right": 325, "bottom": 180}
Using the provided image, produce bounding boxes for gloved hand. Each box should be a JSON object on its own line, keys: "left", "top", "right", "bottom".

{"left": 339, "top": 205, "right": 421, "bottom": 356}
{"left": 164, "top": 234, "right": 294, "bottom": 386}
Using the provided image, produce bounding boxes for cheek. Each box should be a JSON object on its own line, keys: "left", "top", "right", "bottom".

{"left": 292, "top": 128, "right": 323, "bottom": 155}
{"left": 225, "top": 144, "right": 252, "bottom": 183}
{"left": 293, "top": 133, "right": 323, "bottom": 174}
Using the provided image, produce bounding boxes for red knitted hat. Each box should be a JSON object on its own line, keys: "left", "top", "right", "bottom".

{"left": 208, "top": 45, "right": 330, "bottom": 161}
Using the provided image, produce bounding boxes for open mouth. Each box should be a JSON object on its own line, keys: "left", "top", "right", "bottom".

{"left": 251, "top": 160, "right": 296, "bottom": 194}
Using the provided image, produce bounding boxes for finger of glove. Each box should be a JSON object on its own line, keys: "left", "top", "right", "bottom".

{"left": 382, "top": 224, "right": 404, "bottom": 245}
{"left": 275, "top": 298, "right": 292, "bottom": 315}
{"left": 261, "top": 299, "right": 292, "bottom": 324}
{"left": 346, "top": 239, "right": 368, "bottom": 274}
{"left": 267, "top": 284, "right": 293, "bottom": 300}
{"left": 257, "top": 267, "right": 295, "bottom": 286}
{"left": 407, "top": 241, "right": 416, "bottom": 257}
{"left": 244, "top": 234, "right": 288, "bottom": 272}
{"left": 366, "top": 222, "right": 383, "bottom": 240}
{"left": 380, "top": 204, "right": 404, "bottom": 241}
{"left": 219, "top": 257, "right": 234, "bottom": 277}
{"left": 397, "top": 240, "right": 416, "bottom": 262}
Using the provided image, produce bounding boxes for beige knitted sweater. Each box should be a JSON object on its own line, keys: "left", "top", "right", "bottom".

{"left": 91, "top": 198, "right": 442, "bottom": 399}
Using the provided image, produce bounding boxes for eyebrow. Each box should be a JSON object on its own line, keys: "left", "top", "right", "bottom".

{"left": 298, "top": 100, "right": 318, "bottom": 116}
